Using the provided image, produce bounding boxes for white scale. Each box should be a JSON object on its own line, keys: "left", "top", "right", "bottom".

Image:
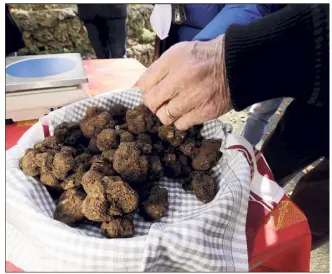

{"left": 6, "top": 53, "right": 89, "bottom": 121}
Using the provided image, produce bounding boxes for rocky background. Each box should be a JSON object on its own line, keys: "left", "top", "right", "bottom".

{"left": 8, "top": 4, "right": 155, "bottom": 67}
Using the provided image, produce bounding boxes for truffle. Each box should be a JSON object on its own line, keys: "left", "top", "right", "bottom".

{"left": 80, "top": 106, "right": 112, "bottom": 138}
{"left": 192, "top": 139, "right": 222, "bottom": 171}
{"left": 190, "top": 171, "right": 217, "bottom": 203}
{"left": 54, "top": 122, "right": 82, "bottom": 145}
{"left": 102, "top": 176, "right": 139, "bottom": 214}
{"left": 20, "top": 150, "right": 39, "bottom": 176}
{"left": 158, "top": 125, "right": 187, "bottom": 147}
{"left": 82, "top": 195, "right": 109, "bottom": 222}
{"left": 126, "top": 104, "right": 155, "bottom": 134}
{"left": 81, "top": 169, "right": 104, "bottom": 196}
{"left": 141, "top": 186, "right": 169, "bottom": 220}
{"left": 96, "top": 128, "right": 119, "bottom": 151}
{"left": 101, "top": 217, "right": 134, "bottom": 238}
{"left": 113, "top": 142, "right": 148, "bottom": 183}
{"left": 53, "top": 188, "right": 86, "bottom": 226}
{"left": 52, "top": 150, "right": 75, "bottom": 180}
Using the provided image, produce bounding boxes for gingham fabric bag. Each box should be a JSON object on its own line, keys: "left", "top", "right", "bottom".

{"left": 6, "top": 89, "right": 252, "bottom": 272}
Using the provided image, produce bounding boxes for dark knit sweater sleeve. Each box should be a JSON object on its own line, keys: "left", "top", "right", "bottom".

{"left": 224, "top": 4, "right": 329, "bottom": 111}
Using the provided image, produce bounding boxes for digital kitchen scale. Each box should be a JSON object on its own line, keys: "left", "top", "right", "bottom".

{"left": 6, "top": 53, "right": 89, "bottom": 121}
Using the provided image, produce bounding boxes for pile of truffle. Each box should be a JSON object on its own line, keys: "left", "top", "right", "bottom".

{"left": 19, "top": 104, "right": 222, "bottom": 238}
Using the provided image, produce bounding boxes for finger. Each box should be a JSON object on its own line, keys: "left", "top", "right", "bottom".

{"left": 142, "top": 78, "right": 179, "bottom": 113}
{"left": 174, "top": 109, "right": 207, "bottom": 131}
{"left": 165, "top": 93, "right": 195, "bottom": 120}
{"left": 136, "top": 57, "right": 169, "bottom": 94}
{"left": 155, "top": 104, "right": 175, "bottom": 125}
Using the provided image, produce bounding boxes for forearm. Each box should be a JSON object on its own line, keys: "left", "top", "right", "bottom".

{"left": 224, "top": 4, "right": 329, "bottom": 111}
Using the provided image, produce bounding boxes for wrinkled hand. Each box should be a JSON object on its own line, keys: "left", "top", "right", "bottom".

{"left": 137, "top": 34, "right": 232, "bottom": 130}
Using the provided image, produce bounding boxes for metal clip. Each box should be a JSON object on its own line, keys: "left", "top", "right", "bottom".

{"left": 172, "top": 4, "right": 186, "bottom": 25}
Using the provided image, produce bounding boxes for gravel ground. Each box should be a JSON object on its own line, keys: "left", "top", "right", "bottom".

{"left": 219, "top": 98, "right": 329, "bottom": 272}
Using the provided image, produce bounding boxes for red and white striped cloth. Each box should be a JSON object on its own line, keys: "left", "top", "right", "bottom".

{"left": 225, "top": 135, "right": 285, "bottom": 258}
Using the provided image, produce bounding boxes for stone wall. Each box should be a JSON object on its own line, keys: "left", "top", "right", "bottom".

{"left": 126, "top": 5, "right": 155, "bottom": 67}
{"left": 9, "top": 4, "right": 155, "bottom": 67}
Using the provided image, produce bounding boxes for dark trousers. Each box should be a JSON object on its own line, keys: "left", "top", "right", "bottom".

{"left": 261, "top": 100, "right": 329, "bottom": 250}
{"left": 83, "top": 17, "right": 126, "bottom": 59}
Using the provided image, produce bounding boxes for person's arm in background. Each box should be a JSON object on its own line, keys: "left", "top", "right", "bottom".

{"left": 193, "top": 4, "right": 279, "bottom": 41}
{"left": 225, "top": 4, "right": 329, "bottom": 111}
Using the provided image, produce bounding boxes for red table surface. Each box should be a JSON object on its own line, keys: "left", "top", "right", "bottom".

{"left": 82, "top": 58, "right": 146, "bottom": 97}
{"left": 6, "top": 123, "right": 34, "bottom": 150}
{"left": 5, "top": 59, "right": 311, "bottom": 272}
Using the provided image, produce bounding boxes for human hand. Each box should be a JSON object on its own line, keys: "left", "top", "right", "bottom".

{"left": 137, "top": 34, "right": 232, "bottom": 130}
